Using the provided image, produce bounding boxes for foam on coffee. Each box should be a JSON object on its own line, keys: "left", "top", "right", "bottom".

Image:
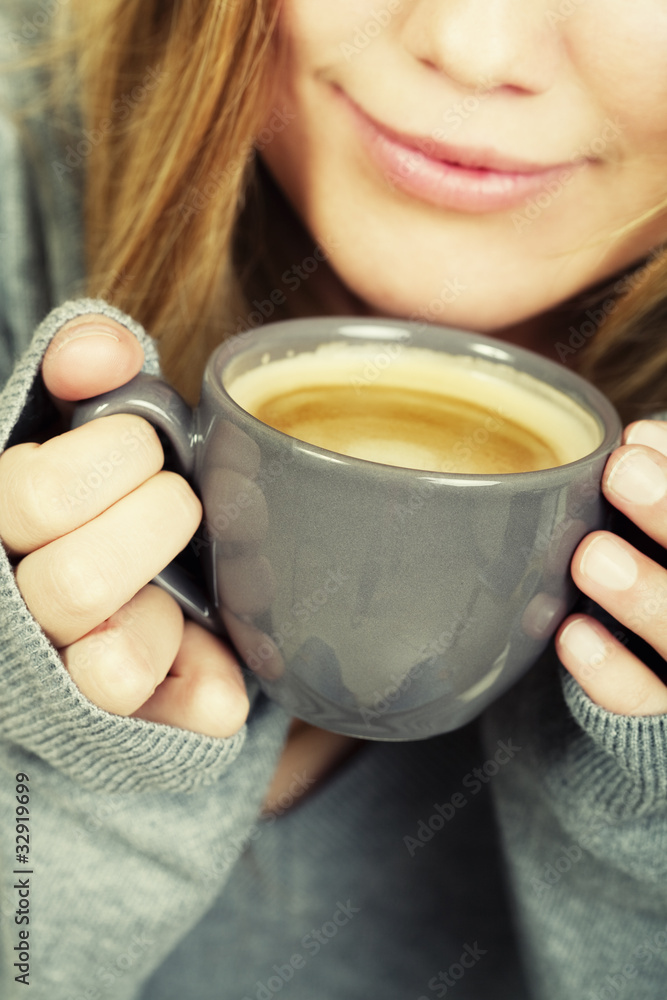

{"left": 227, "top": 342, "right": 602, "bottom": 474}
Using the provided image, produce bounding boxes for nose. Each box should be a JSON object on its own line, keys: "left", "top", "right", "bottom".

{"left": 400, "top": 0, "right": 562, "bottom": 95}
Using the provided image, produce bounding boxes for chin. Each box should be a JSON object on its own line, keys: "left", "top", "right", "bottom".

{"left": 318, "top": 239, "right": 553, "bottom": 330}
{"left": 337, "top": 270, "right": 545, "bottom": 337}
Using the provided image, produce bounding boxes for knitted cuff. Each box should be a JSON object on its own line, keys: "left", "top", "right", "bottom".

{"left": 0, "top": 298, "right": 251, "bottom": 794}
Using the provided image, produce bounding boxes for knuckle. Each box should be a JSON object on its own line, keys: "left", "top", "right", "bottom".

{"left": 16, "top": 458, "right": 72, "bottom": 541}
{"left": 0, "top": 445, "right": 55, "bottom": 549}
{"left": 100, "top": 631, "right": 162, "bottom": 714}
{"left": 191, "top": 674, "right": 250, "bottom": 738}
{"left": 52, "top": 548, "right": 119, "bottom": 627}
{"left": 116, "top": 415, "right": 163, "bottom": 467}
{"left": 66, "top": 623, "right": 161, "bottom": 715}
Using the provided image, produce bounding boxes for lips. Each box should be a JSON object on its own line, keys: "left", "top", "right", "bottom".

{"left": 339, "top": 90, "right": 588, "bottom": 214}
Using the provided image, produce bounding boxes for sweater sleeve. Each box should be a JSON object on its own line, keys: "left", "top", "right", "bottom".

{"left": 482, "top": 653, "right": 667, "bottom": 1000}
{"left": 0, "top": 299, "right": 290, "bottom": 999}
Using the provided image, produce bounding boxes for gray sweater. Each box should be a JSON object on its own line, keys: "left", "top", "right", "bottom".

{"left": 1, "top": 8, "right": 666, "bottom": 999}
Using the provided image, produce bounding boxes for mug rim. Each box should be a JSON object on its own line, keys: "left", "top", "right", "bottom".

{"left": 207, "top": 316, "right": 622, "bottom": 483}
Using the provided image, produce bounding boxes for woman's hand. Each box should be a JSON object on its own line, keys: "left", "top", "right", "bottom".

{"left": 0, "top": 316, "right": 249, "bottom": 737}
{"left": 556, "top": 420, "right": 667, "bottom": 716}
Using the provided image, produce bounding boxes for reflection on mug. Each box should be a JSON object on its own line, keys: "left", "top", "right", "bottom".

{"left": 221, "top": 608, "right": 285, "bottom": 681}
{"left": 521, "top": 594, "right": 568, "bottom": 642}
{"left": 200, "top": 421, "right": 276, "bottom": 618}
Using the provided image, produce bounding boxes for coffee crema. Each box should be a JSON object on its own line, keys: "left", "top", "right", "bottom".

{"left": 226, "top": 343, "right": 602, "bottom": 474}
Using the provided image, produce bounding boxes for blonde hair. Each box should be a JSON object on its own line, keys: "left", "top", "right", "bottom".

{"left": 42, "top": 2, "right": 667, "bottom": 418}
{"left": 576, "top": 247, "right": 667, "bottom": 423}
{"left": 61, "top": 0, "right": 281, "bottom": 401}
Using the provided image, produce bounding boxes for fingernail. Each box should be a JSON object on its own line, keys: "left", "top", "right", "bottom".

{"left": 53, "top": 324, "right": 120, "bottom": 353}
{"left": 580, "top": 535, "right": 638, "bottom": 590}
{"left": 559, "top": 618, "right": 609, "bottom": 671}
{"left": 626, "top": 420, "right": 667, "bottom": 457}
{"left": 606, "top": 448, "right": 667, "bottom": 505}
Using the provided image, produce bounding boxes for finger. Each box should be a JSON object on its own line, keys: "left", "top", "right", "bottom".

{"left": 134, "top": 621, "right": 249, "bottom": 738}
{"left": 0, "top": 415, "right": 162, "bottom": 555}
{"left": 624, "top": 419, "right": 667, "bottom": 452}
{"left": 61, "top": 585, "right": 184, "bottom": 716}
{"left": 556, "top": 614, "right": 667, "bottom": 715}
{"left": 571, "top": 530, "right": 667, "bottom": 660}
{"left": 41, "top": 314, "right": 144, "bottom": 403}
{"left": 602, "top": 434, "right": 667, "bottom": 549}
{"left": 16, "top": 471, "right": 202, "bottom": 647}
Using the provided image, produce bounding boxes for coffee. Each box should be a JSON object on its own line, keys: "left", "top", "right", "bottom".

{"left": 226, "top": 342, "right": 601, "bottom": 474}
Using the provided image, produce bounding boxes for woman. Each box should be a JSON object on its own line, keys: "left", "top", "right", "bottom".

{"left": 1, "top": 1, "right": 666, "bottom": 997}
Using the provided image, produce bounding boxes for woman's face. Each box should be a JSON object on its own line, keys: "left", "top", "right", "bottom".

{"left": 260, "top": 0, "right": 667, "bottom": 338}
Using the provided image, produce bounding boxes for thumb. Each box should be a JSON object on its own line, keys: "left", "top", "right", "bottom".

{"left": 41, "top": 313, "right": 145, "bottom": 402}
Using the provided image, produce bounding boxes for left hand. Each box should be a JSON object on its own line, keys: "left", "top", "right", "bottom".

{"left": 556, "top": 420, "right": 667, "bottom": 716}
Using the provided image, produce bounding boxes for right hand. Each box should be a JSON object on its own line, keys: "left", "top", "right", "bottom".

{"left": 0, "top": 315, "right": 249, "bottom": 738}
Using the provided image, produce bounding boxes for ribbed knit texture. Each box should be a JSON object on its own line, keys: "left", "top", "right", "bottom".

{"left": 564, "top": 669, "right": 667, "bottom": 811}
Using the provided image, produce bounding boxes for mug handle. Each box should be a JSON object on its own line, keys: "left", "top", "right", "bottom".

{"left": 72, "top": 373, "right": 222, "bottom": 634}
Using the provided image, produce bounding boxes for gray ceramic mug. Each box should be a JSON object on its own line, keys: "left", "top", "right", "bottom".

{"left": 74, "top": 317, "right": 622, "bottom": 740}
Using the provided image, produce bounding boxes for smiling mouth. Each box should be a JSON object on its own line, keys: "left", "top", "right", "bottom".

{"left": 336, "top": 89, "right": 590, "bottom": 214}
